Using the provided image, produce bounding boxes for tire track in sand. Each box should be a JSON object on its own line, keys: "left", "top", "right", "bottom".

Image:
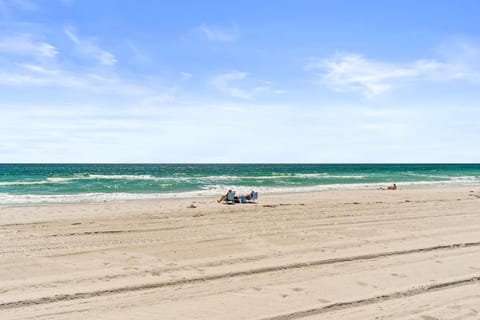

{"left": 1, "top": 241, "right": 480, "bottom": 310}
{"left": 259, "top": 276, "right": 480, "bottom": 320}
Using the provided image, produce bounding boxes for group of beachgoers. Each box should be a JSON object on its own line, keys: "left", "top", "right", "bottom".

{"left": 218, "top": 184, "right": 396, "bottom": 204}
{"left": 217, "top": 190, "right": 256, "bottom": 204}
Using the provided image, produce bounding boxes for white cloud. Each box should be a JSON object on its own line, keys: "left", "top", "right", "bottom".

{"left": 180, "top": 71, "right": 192, "bottom": 81}
{"left": 306, "top": 49, "right": 480, "bottom": 98}
{"left": 305, "top": 53, "right": 445, "bottom": 98}
{"left": 140, "top": 92, "right": 177, "bottom": 106}
{"left": 0, "top": 34, "right": 58, "bottom": 58}
{"left": 210, "top": 71, "right": 276, "bottom": 99}
{"left": 210, "top": 71, "right": 252, "bottom": 99}
{"left": 0, "top": 66, "right": 176, "bottom": 103}
{"left": 197, "top": 24, "right": 237, "bottom": 42}
{"left": 19, "top": 63, "right": 59, "bottom": 74}
{"left": 65, "top": 27, "right": 117, "bottom": 66}
{"left": 0, "top": 70, "right": 86, "bottom": 87}
{"left": 0, "top": 30, "right": 172, "bottom": 107}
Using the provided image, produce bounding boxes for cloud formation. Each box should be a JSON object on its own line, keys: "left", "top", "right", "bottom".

{"left": 0, "top": 34, "right": 58, "bottom": 58}
{"left": 65, "top": 27, "right": 117, "bottom": 66}
{"left": 210, "top": 71, "right": 273, "bottom": 99}
{"left": 0, "top": 25, "right": 171, "bottom": 106}
{"left": 210, "top": 71, "right": 251, "bottom": 98}
{"left": 0, "top": 62, "right": 176, "bottom": 106}
{"left": 306, "top": 48, "right": 480, "bottom": 98}
{"left": 197, "top": 24, "right": 237, "bottom": 42}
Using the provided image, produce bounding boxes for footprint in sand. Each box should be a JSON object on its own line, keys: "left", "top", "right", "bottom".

{"left": 291, "top": 287, "right": 303, "bottom": 292}
{"left": 391, "top": 273, "right": 407, "bottom": 278}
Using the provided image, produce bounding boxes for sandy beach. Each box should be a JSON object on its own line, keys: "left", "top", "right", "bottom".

{"left": 1, "top": 185, "right": 480, "bottom": 319}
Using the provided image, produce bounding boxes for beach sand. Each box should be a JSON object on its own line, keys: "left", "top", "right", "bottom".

{"left": 1, "top": 186, "right": 480, "bottom": 319}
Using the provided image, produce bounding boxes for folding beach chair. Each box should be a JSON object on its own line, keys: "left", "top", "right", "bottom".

{"left": 249, "top": 191, "right": 258, "bottom": 203}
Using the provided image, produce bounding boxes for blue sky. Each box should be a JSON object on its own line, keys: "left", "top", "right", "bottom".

{"left": 1, "top": 0, "right": 480, "bottom": 162}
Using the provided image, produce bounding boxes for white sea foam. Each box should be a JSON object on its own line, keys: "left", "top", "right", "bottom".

{"left": 0, "top": 178, "right": 77, "bottom": 185}
{"left": 0, "top": 177, "right": 81, "bottom": 186}
{"left": 88, "top": 174, "right": 164, "bottom": 180}
{"left": 198, "top": 173, "right": 366, "bottom": 180}
{"left": 0, "top": 174, "right": 176, "bottom": 186}
{"left": 0, "top": 173, "right": 369, "bottom": 187}
{"left": 295, "top": 174, "right": 366, "bottom": 179}
{"left": 0, "top": 190, "right": 218, "bottom": 206}
{"left": 0, "top": 181, "right": 48, "bottom": 186}
{"left": 404, "top": 173, "right": 461, "bottom": 180}
{"left": 47, "top": 177, "right": 76, "bottom": 183}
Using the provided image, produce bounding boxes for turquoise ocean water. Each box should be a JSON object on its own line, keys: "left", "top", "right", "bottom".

{"left": 1, "top": 164, "right": 480, "bottom": 205}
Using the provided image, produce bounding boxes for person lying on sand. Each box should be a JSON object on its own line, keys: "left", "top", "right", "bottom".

{"left": 379, "top": 183, "right": 397, "bottom": 190}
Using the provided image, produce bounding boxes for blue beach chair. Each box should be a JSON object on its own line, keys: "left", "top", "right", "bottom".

{"left": 245, "top": 191, "right": 258, "bottom": 203}
{"left": 251, "top": 191, "right": 258, "bottom": 203}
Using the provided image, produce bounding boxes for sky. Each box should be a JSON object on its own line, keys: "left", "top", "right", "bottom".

{"left": 1, "top": 0, "right": 480, "bottom": 163}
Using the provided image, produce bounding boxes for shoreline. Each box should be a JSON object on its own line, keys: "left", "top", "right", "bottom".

{"left": 1, "top": 184, "right": 479, "bottom": 224}
{"left": 2, "top": 180, "right": 480, "bottom": 208}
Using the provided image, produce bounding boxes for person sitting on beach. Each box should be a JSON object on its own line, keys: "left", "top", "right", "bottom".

{"left": 217, "top": 190, "right": 235, "bottom": 203}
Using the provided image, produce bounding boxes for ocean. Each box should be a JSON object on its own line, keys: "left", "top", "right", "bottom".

{"left": 1, "top": 164, "right": 479, "bottom": 205}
